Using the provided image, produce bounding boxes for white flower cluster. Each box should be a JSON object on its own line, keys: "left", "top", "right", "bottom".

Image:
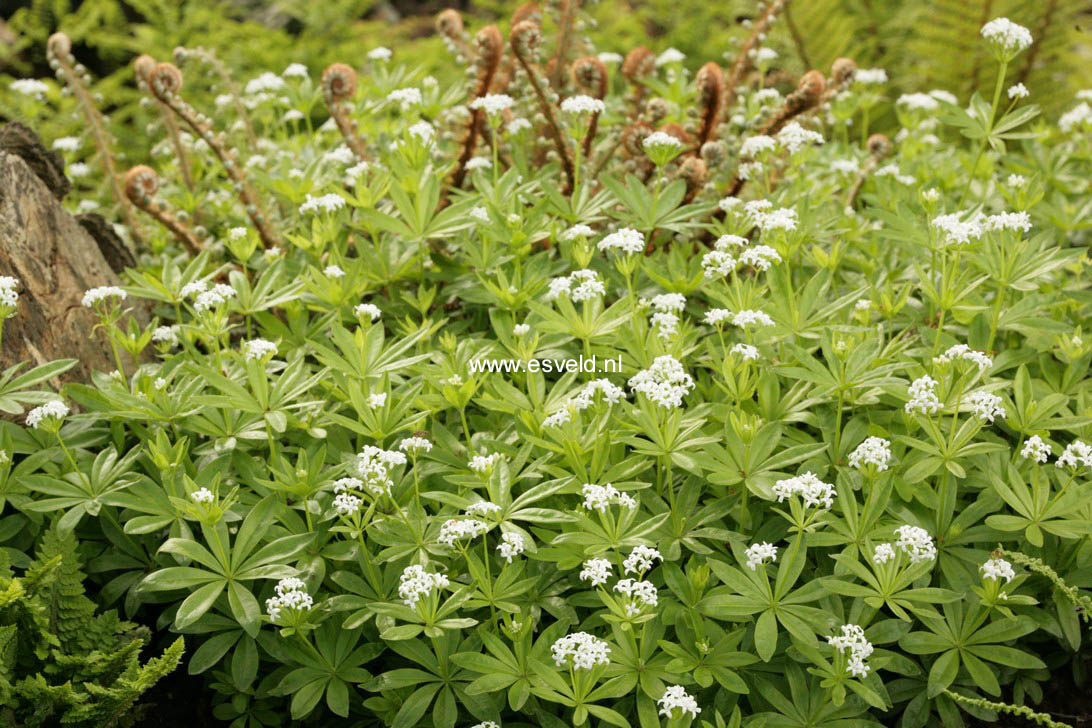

{"left": 582, "top": 483, "right": 637, "bottom": 511}
{"left": 623, "top": 545, "right": 663, "bottom": 575}
{"left": 1008, "top": 83, "right": 1029, "bottom": 100}
{"left": 752, "top": 207, "right": 798, "bottom": 233}
{"left": 745, "top": 542, "right": 777, "bottom": 570}
{"left": 192, "top": 283, "right": 237, "bottom": 313}
{"left": 81, "top": 286, "right": 127, "bottom": 308}
{"left": 731, "top": 343, "right": 761, "bottom": 361}
{"left": 827, "top": 624, "right": 874, "bottom": 678}
{"left": 731, "top": 309, "right": 775, "bottom": 329}
{"left": 580, "top": 558, "right": 613, "bottom": 586}
{"left": 469, "top": 452, "right": 502, "bottom": 473}
{"left": 26, "top": 400, "right": 69, "bottom": 429}
{"left": 980, "top": 18, "right": 1033, "bottom": 56}
{"left": 932, "top": 213, "right": 983, "bottom": 245}
{"left": 399, "top": 436, "right": 433, "bottom": 453}
{"left": 1020, "top": 435, "right": 1051, "bottom": 463}
{"left": 438, "top": 518, "right": 489, "bottom": 547}
{"left": 981, "top": 558, "right": 1016, "bottom": 583}
{"left": 772, "top": 472, "right": 837, "bottom": 509}
{"left": 465, "top": 157, "right": 492, "bottom": 171}
{"left": 934, "top": 344, "right": 993, "bottom": 372}
{"left": 776, "top": 121, "right": 824, "bottom": 153}
{"left": 356, "top": 445, "right": 407, "bottom": 495}
{"left": 561, "top": 224, "right": 595, "bottom": 241}
{"left": 613, "top": 578, "right": 658, "bottom": 615}
{"left": 324, "top": 264, "right": 346, "bottom": 278}
{"left": 1059, "top": 102, "right": 1092, "bottom": 133}
{"left": 642, "top": 131, "right": 683, "bottom": 152}
{"left": 849, "top": 437, "right": 892, "bottom": 471}
{"left": 368, "top": 393, "right": 386, "bottom": 409}
{"left": 740, "top": 245, "right": 782, "bottom": 271}
{"left": 300, "top": 193, "right": 346, "bottom": 215}
{"left": 702, "top": 250, "right": 736, "bottom": 278}
{"left": 244, "top": 338, "right": 277, "bottom": 361}
{"left": 560, "top": 95, "right": 606, "bottom": 115}
{"left": 333, "top": 491, "right": 362, "bottom": 515}
{"left": 896, "top": 93, "right": 940, "bottom": 112}
{"left": 399, "top": 565, "right": 449, "bottom": 608}
{"left": 0, "top": 276, "right": 18, "bottom": 312}
{"left": 190, "top": 487, "right": 215, "bottom": 504}
{"left": 545, "top": 269, "right": 606, "bottom": 302}
{"left": 355, "top": 302, "right": 382, "bottom": 321}
{"left": 894, "top": 525, "right": 937, "bottom": 563}
{"left": 855, "top": 68, "right": 888, "bottom": 84}
{"left": 552, "top": 632, "right": 611, "bottom": 670}
{"left": 469, "top": 93, "right": 515, "bottom": 116}
{"left": 10, "top": 78, "right": 49, "bottom": 97}
{"left": 497, "top": 532, "right": 525, "bottom": 563}
{"left": 649, "top": 293, "right": 686, "bottom": 339}
{"left": 408, "top": 121, "right": 434, "bottom": 144}
{"left": 740, "top": 135, "right": 777, "bottom": 157}
{"left": 967, "top": 391, "right": 1006, "bottom": 423}
{"left": 628, "top": 355, "right": 694, "bottom": 409}
{"left": 244, "top": 72, "right": 285, "bottom": 95}
{"left": 387, "top": 87, "right": 422, "bottom": 110}
{"left": 367, "top": 47, "right": 392, "bottom": 61}
{"left": 656, "top": 47, "right": 685, "bottom": 66}
{"left": 53, "top": 136, "right": 80, "bottom": 152}
{"left": 658, "top": 685, "right": 701, "bottom": 720}
{"left": 873, "top": 543, "right": 896, "bottom": 565}
{"left": 905, "top": 375, "right": 941, "bottom": 415}
{"left": 543, "top": 379, "right": 626, "bottom": 427}
{"left": 465, "top": 501, "right": 501, "bottom": 517}
{"left": 1057, "top": 440, "right": 1092, "bottom": 469}
{"left": 985, "top": 211, "right": 1032, "bottom": 233}
{"left": 266, "top": 577, "right": 313, "bottom": 622}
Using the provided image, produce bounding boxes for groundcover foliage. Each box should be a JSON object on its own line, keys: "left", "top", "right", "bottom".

{"left": 3, "top": 3, "right": 1092, "bottom": 728}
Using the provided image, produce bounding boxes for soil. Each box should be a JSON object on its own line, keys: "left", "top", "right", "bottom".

{"left": 132, "top": 662, "right": 219, "bottom": 728}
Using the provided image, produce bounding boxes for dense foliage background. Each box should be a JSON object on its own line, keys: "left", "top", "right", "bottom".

{"left": 1, "top": 1, "right": 1092, "bottom": 728}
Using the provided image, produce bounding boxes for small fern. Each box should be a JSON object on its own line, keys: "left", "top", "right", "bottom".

{"left": 0, "top": 528, "right": 184, "bottom": 728}
{"left": 944, "top": 689, "right": 1073, "bottom": 728}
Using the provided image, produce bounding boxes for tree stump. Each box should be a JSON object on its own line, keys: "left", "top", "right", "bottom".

{"left": 0, "top": 139, "right": 134, "bottom": 383}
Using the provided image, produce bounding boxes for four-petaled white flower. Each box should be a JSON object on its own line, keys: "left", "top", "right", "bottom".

{"left": 658, "top": 685, "right": 701, "bottom": 719}
{"left": 623, "top": 545, "right": 663, "bottom": 575}
{"left": 580, "top": 558, "right": 613, "bottom": 586}
{"left": 981, "top": 558, "right": 1016, "bottom": 583}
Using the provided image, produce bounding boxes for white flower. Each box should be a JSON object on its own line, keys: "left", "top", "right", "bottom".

{"left": 873, "top": 543, "right": 896, "bottom": 565}
{"left": 190, "top": 488, "right": 215, "bottom": 504}
{"left": 552, "top": 632, "right": 611, "bottom": 670}
{"left": 356, "top": 445, "right": 407, "bottom": 495}
{"left": 282, "top": 63, "right": 309, "bottom": 79}
{"left": 855, "top": 299, "right": 873, "bottom": 311}
{"left": 755, "top": 47, "right": 778, "bottom": 63}
{"left": 929, "top": 89, "right": 958, "bottom": 105}
{"left": 10, "top": 78, "right": 49, "bottom": 97}
{"left": 776, "top": 121, "right": 824, "bottom": 153}
{"left": 365, "top": 392, "right": 386, "bottom": 409}
{"left": 731, "top": 309, "right": 775, "bottom": 329}
{"left": 832, "top": 159, "right": 861, "bottom": 175}
{"left": 894, "top": 525, "right": 937, "bottom": 563}
{"left": 701, "top": 251, "right": 736, "bottom": 278}
{"left": 981, "top": 558, "right": 1015, "bottom": 583}
{"left": 1020, "top": 435, "right": 1051, "bottom": 463}
{"left": 26, "top": 400, "right": 69, "bottom": 429}
{"left": 658, "top": 686, "right": 701, "bottom": 720}
{"left": 849, "top": 437, "right": 892, "bottom": 471}
{"left": 469, "top": 722, "right": 499, "bottom": 728}
{"left": 580, "top": 558, "right": 613, "bottom": 586}
{"left": 299, "top": 193, "right": 346, "bottom": 214}
{"left": 244, "top": 338, "right": 277, "bottom": 360}
{"left": 1056, "top": 440, "right": 1092, "bottom": 469}
{"left": 367, "top": 47, "right": 392, "bottom": 61}
{"left": 52, "top": 136, "right": 80, "bottom": 152}
{"left": 1005, "top": 174, "right": 1027, "bottom": 188}
{"left": 739, "top": 245, "right": 782, "bottom": 271}
{"left": 740, "top": 135, "right": 777, "bottom": 157}
{"left": 193, "top": 283, "right": 237, "bottom": 313}
{"left": 265, "top": 577, "right": 313, "bottom": 622}
{"left": 650, "top": 311, "right": 679, "bottom": 339}
{"left": 967, "top": 391, "right": 1006, "bottom": 423}
{"left": 985, "top": 211, "right": 1031, "bottom": 233}
{"left": 655, "top": 47, "right": 685, "bottom": 66}
{"left": 582, "top": 483, "right": 637, "bottom": 511}
{"left": 827, "top": 624, "right": 874, "bottom": 678}
{"left": 934, "top": 344, "right": 993, "bottom": 371}
{"left": 355, "top": 303, "right": 381, "bottom": 321}
{"left": 399, "top": 565, "right": 449, "bottom": 608}
{"left": 561, "top": 224, "right": 594, "bottom": 241}
{"left": 470, "top": 206, "right": 490, "bottom": 223}
{"left": 1059, "top": 102, "right": 1092, "bottom": 133}
{"left": 465, "top": 501, "right": 501, "bottom": 517}
{"left": 628, "top": 355, "right": 694, "bottom": 409}
{"left": 514, "top": 323, "right": 530, "bottom": 336}
{"left": 932, "top": 213, "right": 983, "bottom": 245}
{"left": 345, "top": 161, "right": 369, "bottom": 184}
{"left": 905, "top": 375, "right": 941, "bottom": 415}
{"left": 245, "top": 72, "right": 285, "bottom": 95}
{"left": 333, "top": 492, "right": 362, "bottom": 515}
{"left": 642, "top": 131, "right": 683, "bottom": 152}
{"left": 560, "top": 95, "right": 605, "bottom": 115}
{"left": 387, "top": 87, "right": 422, "bottom": 110}
{"left": 399, "top": 436, "right": 432, "bottom": 453}
{"left": 324, "top": 264, "right": 347, "bottom": 279}
{"left": 497, "top": 532, "right": 525, "bottom": 563}
{"left": 896, "top": 93, "right": 940, "bottom": 112}
{"left": 719, "top": 196, "right": 742, "bottom": 212}
{"left": 438, "top": 518, "right": 489, "bottom": 547}
{"left": 614, "top": 578, "right": 658, "bottom": 615}
{"left": 465, "top": 157, "right": 492, "bottom": 171}
{"left": 623, "top": 545, "right": 663, "bottom": 575}
{"left": 228, "top": 227, "right": 248, "bottom": 241}
{"left": 752, "top": 207, "right": 798, "bottom": 233}
{"left": 1008, "top": 83, "right": 1029, "bottom": 100}
{"left": 650, "top": 293, "right": 686, "bottom": 312}
{"left": 323, "top": 146, "right": 355, "bottom": 166}
{"left": 855, "top": 68, "right": 888, "bottom": 84}
{"left": 408, "top": 121, "right": 434, "bottom": 143}
{"left": 598, "top": 52, "right": 624, "bottom": 64}
{"left": 598, "top": 227, "right": 645, "bottom": 255}
{"left": 151, "top": 325, "right": 179, "bottom": 345}
{"left": 545, "top": 269, "right": 606, "bottom": 302}
{"left": 731, "top": 343, "right": 760, "bottom": 361}
{"left": 507, "top": 117, "right": 532, "bottom": 134}
{"left": 745, "top": 542, "right": 777, "bottom": 570}
{"left": 772, "top": 472, "right": 837, "bottom": 509}
{"left": 980, "top": 18, "right": 1033, "bottom": 57}
{"left": 469, "top": 452, "right": 502, "bottom": 473}
{"left": 81, "top": 286, "right": 127, "bottom": 308}
{"left": 922, "top": 188, "right": 941, "bottom": 202}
